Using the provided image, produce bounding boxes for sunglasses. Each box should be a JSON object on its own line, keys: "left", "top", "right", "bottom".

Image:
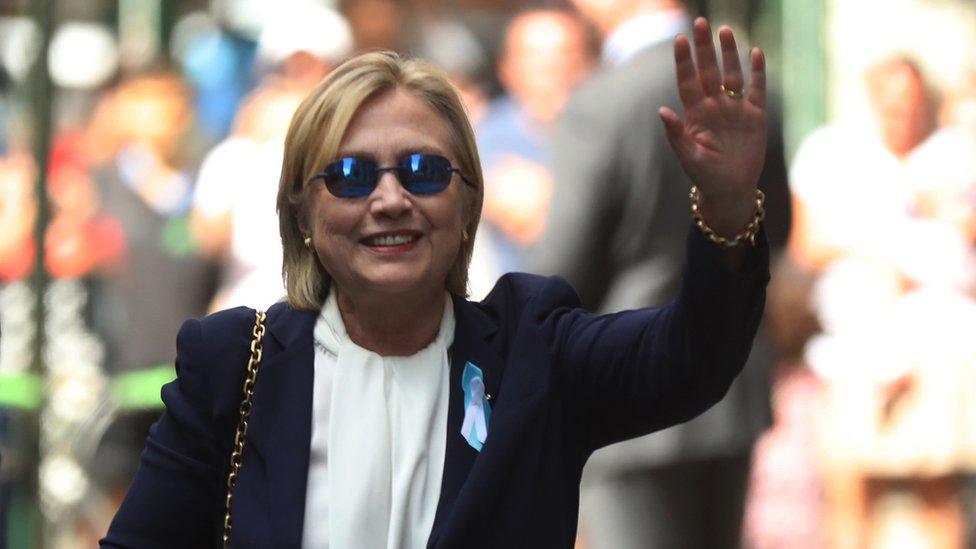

{"left": 307, "top": 153, "right": 475, "bottom": 198}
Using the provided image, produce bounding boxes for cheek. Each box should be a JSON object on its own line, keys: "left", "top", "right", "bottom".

{"left": 435, "top": 194, "right": 466, "bottom": 238}
{"left": 313, "top": 215, "right": 357, "bottom": 275}
{"left": 440, "top": 200, "right": 468, "bottom": 260}
{"left": 311, "top": 197, "right": 358, "bottom": 240}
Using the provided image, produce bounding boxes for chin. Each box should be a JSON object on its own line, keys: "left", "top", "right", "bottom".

{"left": 361, "top": 270, "right": 441, "bottom": 297}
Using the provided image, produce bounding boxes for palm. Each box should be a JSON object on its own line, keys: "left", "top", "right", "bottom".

{"left": 660, "top": 19, "right": 767, "bottom": 202}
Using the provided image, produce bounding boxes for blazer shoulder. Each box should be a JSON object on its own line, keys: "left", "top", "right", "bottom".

{"left": 482, "top": 272, "right": 583, "bottom": 322}
{"left": 181, "top": 305, "right": 256, "bottom": 354}
{"left": 170, "top": 305, "right": 269, "bottom": 425}
{"left": 174, "top": 305, "right": 261, "bottom": 385}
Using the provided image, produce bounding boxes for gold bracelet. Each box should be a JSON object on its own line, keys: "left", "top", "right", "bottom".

{"left": 689, "top": 185, "right": 766, "bottom": 248}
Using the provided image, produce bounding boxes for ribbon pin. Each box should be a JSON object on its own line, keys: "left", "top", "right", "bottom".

{"left": 460, "top": 361, "right": 491, "bottom": 452}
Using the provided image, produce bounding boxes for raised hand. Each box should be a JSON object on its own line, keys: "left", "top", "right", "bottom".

{"left": 659, "top": 18, "right": 767, "bottom": 238}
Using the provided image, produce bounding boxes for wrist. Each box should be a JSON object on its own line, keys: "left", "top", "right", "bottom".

{"left": 690, "top": 185, "right": 765, "bottom": 247}
{"left": 701, "top": 191, "right": 756, "bottom": 235}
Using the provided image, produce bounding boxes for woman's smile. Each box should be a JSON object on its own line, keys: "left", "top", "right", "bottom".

{"left": 360, "top": 229, "right": 423, "bottom": 253}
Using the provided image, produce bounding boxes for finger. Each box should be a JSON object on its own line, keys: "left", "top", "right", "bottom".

{"left": 673, "top": 35, "right": 703, "bottom": 107}
{"left": 718, "top": 26, "right": 744, "bottom": 95}
{"left": 747, "top": 47, "right": 766, "bottom": 109}
{"left": 658, "top": 106, "right": 683, "bottom": 140}
{"left": 692, "top": 17, "right": 722, "bottom": 96}
{"left": 658, "top": 107, "right": 691, "bottom": 158}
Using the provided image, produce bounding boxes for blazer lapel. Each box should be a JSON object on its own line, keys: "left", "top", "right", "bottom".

{"left": 245, "top": 302, "right": 317, "bottom": 548}
{"left": 427, "top": 296, "right": 504, "bottom": 547}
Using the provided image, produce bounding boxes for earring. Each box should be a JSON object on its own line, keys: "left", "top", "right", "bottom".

{"left": 304, "top": 236, "right": 312, "bottom": 249}
{"left": 462, "top": 229, "right": 470, "bottom": 243}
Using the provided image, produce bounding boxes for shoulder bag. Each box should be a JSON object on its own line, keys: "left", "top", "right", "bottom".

{"left": 222, "top": 310, "right": 267, "bottom": 547}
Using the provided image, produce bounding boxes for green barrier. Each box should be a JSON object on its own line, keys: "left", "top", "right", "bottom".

{"left": 5, "top": 488, "right": 38, "bottom": 549}
{"left": 0, "top": 372, "right": 43, "bottom": 409}
{"left": 111, "top": 365, "right": 176, "bottom": 410}
{"left": 0, "top": 366, "right": 174, "bottom": 411}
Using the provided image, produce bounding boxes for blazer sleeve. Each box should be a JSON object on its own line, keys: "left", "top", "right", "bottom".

{"left": 544, "top": 226, "right": 770, "bottom": 451}
{"left": 101, "top": 317, "right": 235, "bottom": 548}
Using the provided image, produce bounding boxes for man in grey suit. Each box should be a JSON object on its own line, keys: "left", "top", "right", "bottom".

{"left": 532, "top": 1, "right": 790, "bottom": 547}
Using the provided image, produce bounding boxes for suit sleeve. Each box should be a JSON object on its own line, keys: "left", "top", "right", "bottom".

{"left": 100, "top": 319, "right": 225, "bottom": 549}
{"left": 544, "top": 226, "right": 770, "bottom": 450}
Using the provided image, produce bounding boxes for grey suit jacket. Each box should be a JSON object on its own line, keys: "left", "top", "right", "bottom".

{"left": 532, "top": 39, "right": 786, "bottom": 470}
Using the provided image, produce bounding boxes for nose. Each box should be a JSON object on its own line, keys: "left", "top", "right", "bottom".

{"left": 368, "top": 171, "right": 411, "bottom": 218}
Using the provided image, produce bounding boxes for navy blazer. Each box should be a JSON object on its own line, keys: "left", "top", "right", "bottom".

{"left": 102, "top": 228, "right": 769, "bottom": 548}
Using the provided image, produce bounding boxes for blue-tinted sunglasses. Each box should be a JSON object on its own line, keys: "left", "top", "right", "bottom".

{"left": 307, "top": 153, "right": 475, "bottom": 198}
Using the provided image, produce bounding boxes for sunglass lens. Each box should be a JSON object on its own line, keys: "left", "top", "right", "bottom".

{"left": 324, "top": 157, "right": 377, "bottom": 198}
{"left": 398, "top": 154, "right": 452, "bottom": 195}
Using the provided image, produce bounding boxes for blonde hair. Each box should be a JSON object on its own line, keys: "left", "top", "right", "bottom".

{"left": 277, "top": 51, "right": 485, "bottom": 310}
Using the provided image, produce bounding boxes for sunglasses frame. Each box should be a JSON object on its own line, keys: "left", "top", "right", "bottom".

{"left": 305, "top": 153, "right": 476, "bottom": 198}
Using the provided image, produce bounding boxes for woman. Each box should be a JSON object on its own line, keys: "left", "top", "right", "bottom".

{"left": 790, "top": 57, "right": 976, "bottom": 548}
{"left": 103, "top": 18, "right": 770, "bottom": 548}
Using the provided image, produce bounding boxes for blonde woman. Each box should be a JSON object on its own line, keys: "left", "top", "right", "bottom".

{"left": 103, "top": 19, "right": 770, "bottom": 548}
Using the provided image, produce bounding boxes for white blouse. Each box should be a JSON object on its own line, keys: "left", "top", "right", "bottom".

{"left": 302, "top": 290, "right": 454, "bottom": 548}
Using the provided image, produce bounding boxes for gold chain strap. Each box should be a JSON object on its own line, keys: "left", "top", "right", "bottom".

{"left": 223, "top": 310, "right": 267, "bottom": 548}
{"left": 689, "top": 185, "right": 766, "bottom": 247}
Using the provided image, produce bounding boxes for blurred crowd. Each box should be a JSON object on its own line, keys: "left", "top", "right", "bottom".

{"left": 1, "top": 0, "right": 976, "bottom": 547}
{"left": 766, "top": 55, "right": 976, "bottom": 548}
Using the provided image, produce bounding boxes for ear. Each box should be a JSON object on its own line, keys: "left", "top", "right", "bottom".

{"left": 297, "top": 212, "right": 314, "bottom": 239}
{"left": 295, "top": 184, "right": 317, "bottom": 235}
{"left": 297, "top": 206, "right": 310, "bottom": 235}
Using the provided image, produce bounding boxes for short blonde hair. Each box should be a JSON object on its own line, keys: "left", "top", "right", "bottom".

{"left": 277, "top": 51, "right": 485, "bottom": 310}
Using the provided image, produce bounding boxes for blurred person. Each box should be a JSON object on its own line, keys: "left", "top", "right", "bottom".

{"left": 406, "top": 9, "right": 491, "bottom": 125}
{"left": 920, "top": 68, "right": 976, "bottom": 244}
{"left": 103, "top": 33, "right": 772, "bottom": 545}
{"left": 191, "top": 85, "right": 306, "bottom": 311}
{"left": 0, "top": 136, "right": 124, "bottom": 283}
{"left": 0, "top": 152, "right": 36, "bottom": 282}
{"left": 493, "top": 10, "right": 596, "bottom": 128}
{"left": 83, "top": 70, "right": 218, "bottom": 508}
{"left": 191, "top": 4, "right": 353, "bottom": 311}
{"left": 44, "top": 132, "right": 126, "bottom": 280}
{"left": 742, "top": 256, "right": 826, "bottom": 549}
{"left": 469, "top": 9, "right": 595, "bottom": 298}
{"left": 252, "top": 1, "right": 353, "bottom": 91}
{"left": 179, "top": 19, "right": 259, "bottom": 141}
{"left": 790, "top": 56, "right": 976, "bottom": 549}
{"left": 790, "top": 58, "right": 940, "bottom": 270}
{"left": 940, "top": 66, "right": 976, "bottom": 549}
{"left": 532, "top": 2, "right": 790, "bottom": 548}
{"left": 341, "top": 0, "right": 406, "bottom": 52}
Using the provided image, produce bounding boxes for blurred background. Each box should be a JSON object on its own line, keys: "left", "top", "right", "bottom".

{"left": 1, "top": 0, "right": 976, "bottom": 547}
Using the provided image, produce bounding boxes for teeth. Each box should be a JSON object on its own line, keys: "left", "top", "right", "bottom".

{"left": 371, "top": 234, "right": 415, "bottom": 246}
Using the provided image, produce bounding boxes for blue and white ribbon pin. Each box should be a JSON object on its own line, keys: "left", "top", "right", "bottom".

{"left": 460, "top": 361, "right": 491, "bottom": 452}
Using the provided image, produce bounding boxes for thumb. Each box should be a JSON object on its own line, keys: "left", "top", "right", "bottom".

{"left": 658, "top": 107, "right": 687, "bottom": 155}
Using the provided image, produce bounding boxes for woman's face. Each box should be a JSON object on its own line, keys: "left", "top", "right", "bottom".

{"left": 307, "top": 88, "right": 466, "bottom": 301}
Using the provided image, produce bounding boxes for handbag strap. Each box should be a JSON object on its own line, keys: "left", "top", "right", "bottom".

{"left": 223, "top": 310, "right": 267, "bottom": 548}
